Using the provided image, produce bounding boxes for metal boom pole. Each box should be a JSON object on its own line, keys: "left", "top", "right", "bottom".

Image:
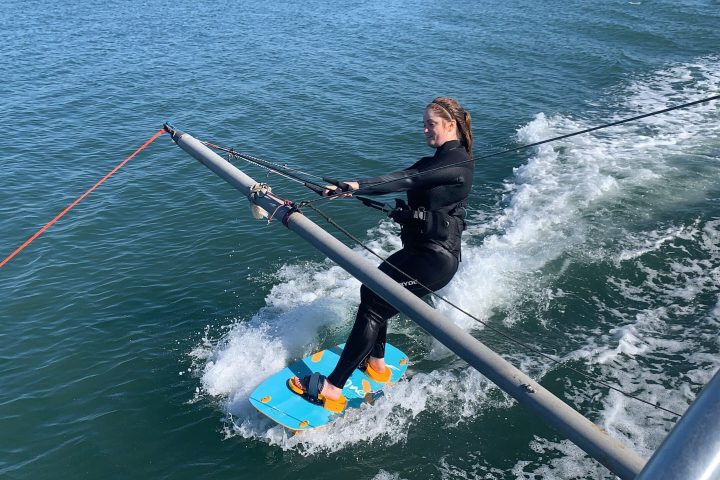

{"left": 165, "top": 125, "right": 647, "bottom": 479}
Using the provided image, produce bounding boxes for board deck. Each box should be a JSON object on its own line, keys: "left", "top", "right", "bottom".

{"left": 249, "top": 343, "right": 408, "bottom": 431}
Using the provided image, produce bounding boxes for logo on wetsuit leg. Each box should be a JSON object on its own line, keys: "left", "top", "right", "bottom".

{"left": 399, "top": 280, "right": 418, "bottom": 287}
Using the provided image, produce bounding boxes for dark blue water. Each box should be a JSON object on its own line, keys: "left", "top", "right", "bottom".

{"left": 2, "top": 0, "right": 719, "bottom": 478}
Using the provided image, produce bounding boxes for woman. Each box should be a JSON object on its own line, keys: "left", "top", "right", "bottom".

{"left": 289, "top": 97, "right": 474, "bottom": 412}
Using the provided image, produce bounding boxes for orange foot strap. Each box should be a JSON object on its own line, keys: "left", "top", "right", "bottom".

{"left": 364, "top": 363, "right": 391, "bottom": 383}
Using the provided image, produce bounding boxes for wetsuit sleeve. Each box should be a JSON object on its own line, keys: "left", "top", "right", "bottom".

{"left": 357, "top": 161, "right": 469, "bottom": 195}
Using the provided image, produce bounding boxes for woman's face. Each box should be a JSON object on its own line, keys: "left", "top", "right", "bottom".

{"left": 423, "top": 108, "right": 458, "bottom": 148}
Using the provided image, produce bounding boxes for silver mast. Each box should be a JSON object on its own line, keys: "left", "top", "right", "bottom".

{"left": 165, "top": 125, "right": 647, "bottom": 479}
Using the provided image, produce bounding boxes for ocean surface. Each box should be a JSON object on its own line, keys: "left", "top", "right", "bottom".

{"left": 1, "top": 0, "right": 719, "bottom": 478}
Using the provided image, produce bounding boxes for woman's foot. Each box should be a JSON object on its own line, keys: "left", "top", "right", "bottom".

{"left": 290, "top": 375, "right": 343, "bottom": 401}
{"left": 288, "top": 374, "right": 347, "bottom": 412}
{"left": 362, "top": 356, "right": 391, "bottom": 382}
{"left": 367, "top": 356, "right": 386, "bottom": 374}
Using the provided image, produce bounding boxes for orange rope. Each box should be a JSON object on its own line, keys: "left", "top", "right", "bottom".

{"left": 0, "top": 128, "right": 166, "bottom": 269}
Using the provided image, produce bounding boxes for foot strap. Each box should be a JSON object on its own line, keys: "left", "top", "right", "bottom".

{"left": 288, "top": 373, "right": 348, "bottom": 413}
{"left": 360, "top": 357, "right": 391, "bottom": 383}
{"left": 305, "top": 373, "right": 324, "bottom": 404}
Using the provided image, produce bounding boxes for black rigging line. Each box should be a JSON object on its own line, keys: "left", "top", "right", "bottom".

{"left": 203, "top": 93, "right": 719, "bottom": 207}
{"left": 201, "top": 141, "right": 328, "bottom": 192}
{"left": 204, "top": 94, "right": 719, "bottom": 203}
{"left": 303, "top": 93, "right": 720, "bottom": 206}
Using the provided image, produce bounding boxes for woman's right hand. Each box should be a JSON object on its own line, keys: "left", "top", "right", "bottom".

{"left": 322, "top": 181, "right": 359, "bottom": 197}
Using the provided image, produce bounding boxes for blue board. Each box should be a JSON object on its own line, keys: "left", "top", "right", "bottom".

{"left": 249, "top": 343, "right": 408, "bottom": 431}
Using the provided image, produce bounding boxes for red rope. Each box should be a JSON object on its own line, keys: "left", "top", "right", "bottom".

{"left": 0, "top": 128, "right": 166, "bottom": 269}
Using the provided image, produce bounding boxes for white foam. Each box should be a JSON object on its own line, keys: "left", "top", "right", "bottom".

{"left": 505, "top": 56, "right": 720, "bottom": 474}
{"left": 511, "top": 437, "right": 607, "bottom": 479}
{"left": 616, "top": 224, "right": 694, "bottom": 263}
{"left": 560, "top": 217, "right": 720, "bottom": 466}
{"left": 435, "top": 111, "right": 615, "bottom": 330}
{"left": 371, "top": 471, "right": 406, "bottom": 480}
{"left": 712, "top": 297, "right": 720, "bottom": 321}
{"left": 218, "top": 366, "right": 507, "bottom": 455}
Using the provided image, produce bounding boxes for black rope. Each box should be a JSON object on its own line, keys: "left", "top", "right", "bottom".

{"left": 303, "top": 202, "right": 683, "bottom": 418}
{"left": 202, "top": 94, "right": 718, "bottom": 208}
{"left": 202, "top": 141, "right": 328, "bottom": 191}
{"left": 302, "top": 93, "right": 720, "bottom": 206}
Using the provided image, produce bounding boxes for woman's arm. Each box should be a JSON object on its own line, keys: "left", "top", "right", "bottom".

{"left": 357, "top": 163, "right": 469, "bottom": 195}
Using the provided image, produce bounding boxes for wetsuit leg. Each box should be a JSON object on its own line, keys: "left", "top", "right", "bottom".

{"left": 327, "top": 246, "right": 458, "bottom": 388}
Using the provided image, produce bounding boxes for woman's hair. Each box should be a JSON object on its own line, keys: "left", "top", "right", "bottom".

{"left": 427, "top": 97, "right": 473, "bottom": 158}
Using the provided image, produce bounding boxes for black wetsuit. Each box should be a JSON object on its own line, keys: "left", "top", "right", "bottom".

{"left": 327, "top": 139, "right": 474, "bottom": 388}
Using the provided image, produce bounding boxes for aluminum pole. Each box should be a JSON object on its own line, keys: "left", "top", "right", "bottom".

{"left": 166, "top": 125, "right": 647, "bottom": 479}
